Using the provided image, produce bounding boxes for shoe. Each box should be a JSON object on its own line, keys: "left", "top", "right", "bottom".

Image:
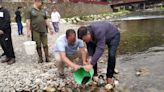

{"left": 38, "top": 58, "right": 43, "bottom": 63}
{"left": 7, "top": 58, "right": 15, "bottom": 65}
{"left": 43, "top": 47, "right": 51, "bottom": 62}
{"left": 107, "top": 78, "right": 114, "bottom": 85}
{"left": 1, "top": 57, "right": 10, "bottom": 63}
{"left": 45, "top": 58, "right": 51, "bottom": 62}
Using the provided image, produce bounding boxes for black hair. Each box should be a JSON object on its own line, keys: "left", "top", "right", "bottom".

{"left": 77, "top": 26, "right": 88, "bottom": 39}
{"left": 66, "top": 29, "right": 76, "bottom": 39}
{"left": 17, "top": 6, "right": 22, "bottom": 10}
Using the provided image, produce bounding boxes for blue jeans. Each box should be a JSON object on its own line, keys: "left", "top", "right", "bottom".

{"left": 17, "top": 22, "right": 23, "bottom": 35}
{"left": 106, "top": 33, "right": 120, "bottom": 78}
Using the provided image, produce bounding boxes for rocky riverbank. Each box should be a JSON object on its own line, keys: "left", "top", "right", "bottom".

{"left": 0, "top": 23, "right": 164, "bottom": 92}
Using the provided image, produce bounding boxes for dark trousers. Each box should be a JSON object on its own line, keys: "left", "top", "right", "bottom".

{"left": 0, "top": 33, "right": 15, "bottom": 59}
{"left": 17, "top": 22, "right": 23, "bottom": 35}
{"left": 89, "top": 33, "right": 120, "bottom": 78}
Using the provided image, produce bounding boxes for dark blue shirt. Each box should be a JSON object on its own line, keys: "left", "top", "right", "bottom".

{"left": 15, "top": 10, "right": 22, "bottom": 22}
{"left": 87, "top": 21, "right": 119, "bottom": 65}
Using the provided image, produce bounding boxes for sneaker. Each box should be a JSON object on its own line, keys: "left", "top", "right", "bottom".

{"left": 1, "top": 57, "right": 10, "bottom": 63}
{"left": 7, "top": 58, "right": 15, "bottom": 65}
{"left": 38, "top": 58, "right": 43, "bottom": 63}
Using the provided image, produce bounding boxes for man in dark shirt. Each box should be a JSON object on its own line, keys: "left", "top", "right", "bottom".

{"left": 15, "top": 6, "right": 23, "bottom": 35}
{"left": 78, "top": 21, "right": 120, "bottom": 84}
{"left": 0, "top": 5, "right": 16, "bottom": 65}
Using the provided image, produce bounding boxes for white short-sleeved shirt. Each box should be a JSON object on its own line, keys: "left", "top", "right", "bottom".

{"left": 51, "top": 11, "right": 60, "bottom": 22}
{"left": 53, "top": 35, "right": 84, "bottom": 55}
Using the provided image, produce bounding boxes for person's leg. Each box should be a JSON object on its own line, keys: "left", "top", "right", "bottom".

{"left": 52, "top": 22, "right": 56, "bottom": 32}
{"left": 17, "top": 22, "right": 21, "bottom": 35}
{"left": 55, "top": 22, "right": 59, "bottom": 32}
{"left": 55, "top": 53, "right": 65, "bottom": 78}
{"left": 41, "top": 32, "right": 50, "bottom": 62}
{"left": 0, "top": 35, "right": 9, "bottom": 63}
{"left": 0, "top": 35, "right": 7, "bottom": 56}
{"left": 87, "top": 42, "right": 97, "bottom": 76}
{"left": 20, "top": 22, "right": 23, "bottom": 35}
{"left": 32, "top": 31, "right": 43, "bottom": 63}
{"left": 1, "top": 34, "right": 16, "bottom": 65}
{"left": 107, "top": 33, "right": 120, "bottom": 83}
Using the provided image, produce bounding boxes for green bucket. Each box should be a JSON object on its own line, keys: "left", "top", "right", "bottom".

{"left": 73, "top": 67, "right": 94, "bottom": 85}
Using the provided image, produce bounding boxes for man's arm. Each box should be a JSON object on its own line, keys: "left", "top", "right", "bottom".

{"left": 26, "top": 19, "right": 31, "bottom": 37}
{"left": 45, "top": 19, "right": 54, "bottom": 34}
{"left": 26, "top": 8, "right": 32, "bottom": 37}
{"left": 83, "top": 29, "right": 106, "bottom": 71}
{"left": 79, "top": 47, "right": 88, "bottom": 65}
{"left": 59, "top": 52, "right": 80, "bottom": 71}
{"left": 91, "top": 33, "right": 105, "bottom": 66}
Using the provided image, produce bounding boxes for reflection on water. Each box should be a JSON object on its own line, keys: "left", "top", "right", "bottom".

{"left": 118, "top": 17, "right": 164, "bottom": 54}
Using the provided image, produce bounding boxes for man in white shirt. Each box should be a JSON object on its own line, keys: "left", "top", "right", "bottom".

{"left": 51, "top": 7, "right": 60, "bottom": 32}
{"left": 53, "top": 29, "right": 90, "bottom": 78}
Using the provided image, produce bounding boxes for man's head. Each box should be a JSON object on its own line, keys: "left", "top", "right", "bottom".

{"left": 53, "top": 6, "right": 57, "bottom": 12}
{"left": 17, "top": 6, "right": 22, "bottom": 10}
{"left": 34, "top": 0, "right": 43, "bottom": 9}
{"left": 66, "top": 29, "right": 76, "bottom": 44}
{"left": 78, "top": 26, "right": 92, "bottom": 43}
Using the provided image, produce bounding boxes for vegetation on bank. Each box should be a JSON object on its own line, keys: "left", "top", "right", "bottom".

{"left": 160, "top": 6, "right": 164, "bottom": 10}
{"left": 62, "top": 10, "right": 130, "bottom": 24}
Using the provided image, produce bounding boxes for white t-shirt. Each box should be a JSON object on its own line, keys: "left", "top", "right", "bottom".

{"left": 51, "top": 11, "right": 60, "bottom": 22}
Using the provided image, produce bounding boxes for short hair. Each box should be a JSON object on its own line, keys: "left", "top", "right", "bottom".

{"left": 66, "top": 29, "right": 76, "bottom": 39}
{"left": 77, "top": 26, "right": 88, "bottom": 39}
{"left": 17, "top": 6, "right": 22, "bottom": 10}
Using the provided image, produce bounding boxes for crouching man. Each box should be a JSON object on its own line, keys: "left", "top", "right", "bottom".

{"left": 53, "top": 29, "right": 89, "bottom": 78}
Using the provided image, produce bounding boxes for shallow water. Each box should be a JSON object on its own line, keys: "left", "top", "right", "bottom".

{"left": 117, "top": 16, "right": 164, "bottom": 54}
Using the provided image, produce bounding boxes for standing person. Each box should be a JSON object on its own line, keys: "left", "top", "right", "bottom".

{"left": 15, "top": 6, "right": 23, "bottom": 35}
{"left": 77, "top": 21, "right": 120, "bottom": 84}
{"left": 26, "top": 0, "right": 54, "bottom": 63}
{"left": 53, "top": 29, "right": 89, "bottom": 78}
{"left": 51, "top": 6, "right": 60, "bottom": 33}
{"left": 0, "top": 5, "right": 16, "bottom": 65}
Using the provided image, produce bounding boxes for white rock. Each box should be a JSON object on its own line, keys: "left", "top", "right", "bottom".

{"left": 114, "top": 80, "right": 119, "bottom": 86}
{"left": 105, "top": 84, "right": 113, "bottom": 90}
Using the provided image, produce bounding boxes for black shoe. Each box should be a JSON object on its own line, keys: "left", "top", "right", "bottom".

{"left": 1, "top": 57, "right": 10, "bottom": 63}
{"left": 7, "top": 58, "right": 15, "bottom": 65}
{"left": 38, "top": 58, "right": 43, "bottom": 63}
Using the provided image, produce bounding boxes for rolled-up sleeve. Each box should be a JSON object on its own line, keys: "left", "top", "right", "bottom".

{"left": 78, "top": 39, "right": 84, "bottom": 48}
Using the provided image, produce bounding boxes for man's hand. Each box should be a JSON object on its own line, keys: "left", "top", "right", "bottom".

{"left": 27, "top": 30, "right": 31, "bottom": 38}
{"left": 0, "top": 30, "right": 4, "bottom": 35}
{"left": 83, "top": 64, "right": 93, "bottom": 72}
{"left": 49, "top": 27, "right": 54, "bottom": 35}
{"left": 72, "top": 64, "right": 81, "bottom": 71}
{"left": 83, "top": 56, "right": 91, "bottom": 65}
